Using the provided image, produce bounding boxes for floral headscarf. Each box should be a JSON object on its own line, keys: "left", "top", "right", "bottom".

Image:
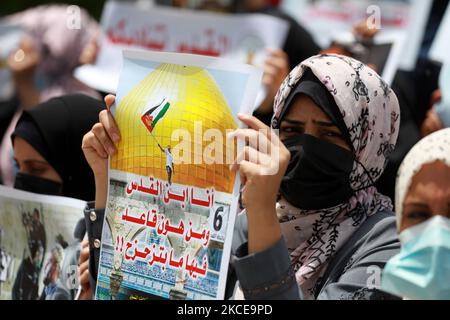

{"left": 271, "top": 54, "right": 400, "bottom": 299}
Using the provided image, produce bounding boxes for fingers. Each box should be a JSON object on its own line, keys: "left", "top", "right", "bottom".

{"left": 78, "top": 242, "right": 90, "bottom": 288}
{"left": 263, "top": 73, "right": 275, "bottom": 87}
{"left": 353, "top": 20, "right": 378, "bottom": 39}
{"left": 229, "top": 128, "right": 272, "bottom": 154}
{"left": 79, "top": 261, "right": 90, "bottom": 290}
{"left": 232, "top": 160, "right": 262, "bottom": 181}
{"left": 90, "top": 122, "right": 117, "bottom": 156}
{"left": 231, "top": 146, "right": 271, "bottom": 171}
{"left": 421, "top": 111, "right": 444, "bottom": 136}
{"left": 79, "top": 242, "right": 90, "bottom": 265}
{"left": 263, "top": 49, "right": 289, "bottom": 91}
{"left": 82, "top": 239, "right": 89, "bottom": 248}
{"left": 430, "top": 89, "right": 442, "bottom": 106}
{"left": 429, "top": 111, "right": 444, "bottom": 130}
{"left": 104, "top": 94, "right": 116, "bottom": 111}
{"left": 236, "top": 113, "right": 280, "bottom": 145}
{"left": 82, "top": 131, "right": 108, "bottom": 158}
{"left": 237, "top": 113, "right": 270, "bottom": 131}
{"left": 82, "top": 96, "right": 120, "bottom": 159}
{"left": 99, "top": 107, "right": 121, "bottom": 143}
{"left": 79, "top": 259, "right": 89, "bottom": 277}
{"left": 265, "top": 49, "right": 289, "bottom": 70}
{"left": 266, "top": 48, "right": 289, "bottom": 61}
{"left": 263, "top": 63, "right": 279, "bottom": 78}
{"left": 228, "top": 114, "right": 288, "bottom": 173}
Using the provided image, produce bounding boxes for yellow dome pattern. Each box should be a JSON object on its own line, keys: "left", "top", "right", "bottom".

{"left": 112, "top": 63, "right": 237, "bottom": 193}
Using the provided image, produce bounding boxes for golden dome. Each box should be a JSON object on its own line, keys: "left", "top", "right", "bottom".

{"left": 112, "top": 63, "right": 237, "bottom": 193}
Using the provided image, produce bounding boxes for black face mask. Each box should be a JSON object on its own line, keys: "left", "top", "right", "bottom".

{"left": 14, "top": 172, "right": 63, "bottom": 196}
{"left": 280, "top": 134, "right": 355, "bottom": 210}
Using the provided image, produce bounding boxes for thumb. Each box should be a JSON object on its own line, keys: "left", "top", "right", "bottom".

{"left": 104, "top": 94, "right": 116, "bottom": 112}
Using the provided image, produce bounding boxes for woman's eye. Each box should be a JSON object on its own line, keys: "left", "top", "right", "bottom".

{"left": 406, "top": 211, "right": 432, "bottom": 221}
{"left": 281, "top": 126, "right": 303, "bottom": 135}
{"left": 29, "top": 169, "right": 45, "bottom": 175}
{"left": 28, "top": 166, "right": 48, "bottom": 176}
{"left": 322, "top": 130, "right": 342, "bottom": 138}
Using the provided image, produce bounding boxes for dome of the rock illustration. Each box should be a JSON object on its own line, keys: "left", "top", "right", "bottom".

{"left": 112, "top": 63, "right": 237, "bottom": 193}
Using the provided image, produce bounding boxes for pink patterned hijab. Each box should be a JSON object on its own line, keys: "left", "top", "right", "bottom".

{"left": 6, "top": 4, "right": 100, "bottom": 101}
{"left": 271, "top": 54, "right": 400, "bottom": 299}
{"left": 0, "top": 5, "right": 100, "bottom": 186}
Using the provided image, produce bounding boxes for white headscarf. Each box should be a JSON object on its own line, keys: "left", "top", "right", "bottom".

{"left": 395, "top": 128, "right": 450, "bottom": 227}
{"left": 271, "top": 54, "right": 400, "bottom": 299}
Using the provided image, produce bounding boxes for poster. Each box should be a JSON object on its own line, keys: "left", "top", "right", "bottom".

{"left": 281, "top": 0, "right": 431, "bottom": 72}
{"left": 95, "top": 50, "right": 262, "bottom": 300}
{"left": 74, "top": 0, "right": 288, "bottom": 95}
{"left": 0, "top": 186, "right": 86, "bottom": 300}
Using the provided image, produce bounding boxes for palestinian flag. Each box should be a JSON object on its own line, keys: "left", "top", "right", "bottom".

{"left": 141, "top": 98, "right": 171, "bottom": 133}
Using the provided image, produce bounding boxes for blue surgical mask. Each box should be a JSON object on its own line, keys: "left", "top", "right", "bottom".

{"left": 381, "top": 215, "right": 450, "bottom": 300}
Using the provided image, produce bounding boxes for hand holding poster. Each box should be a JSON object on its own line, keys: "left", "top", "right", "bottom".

{"left": 0, "top": 186, "right": 86, "bottom": 300}
{"left": 95, "top": 50, "right": 262, "bottom": 300}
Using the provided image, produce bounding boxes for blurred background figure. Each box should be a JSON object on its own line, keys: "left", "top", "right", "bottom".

{"left": 11, "top": 94, "right": 105, "bottom": 201}
{"left": 0, "top": 4, "right": 100, "bottom": 187}
{"left": 421, "top": 62, "right": 450, "bottom": 136}
{"left": 382, "top": 128, "right": 450, "bottom": 300}
{"left": 5, "top": 5, "right": 100, "bottom": 105}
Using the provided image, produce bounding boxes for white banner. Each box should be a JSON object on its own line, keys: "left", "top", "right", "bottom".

{"left": 75, "top": 1, "right": 288, "bottom": 95}
{"left": 281, "top": 0, "right": 432, "bottom": 71}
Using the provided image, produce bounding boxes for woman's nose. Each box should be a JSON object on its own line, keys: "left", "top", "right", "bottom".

{"left": 303, "top": 122, "right": 319, "bottom": 138}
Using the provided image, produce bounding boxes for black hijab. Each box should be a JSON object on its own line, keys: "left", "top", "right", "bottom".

{"left": 12, "top": 94, "right": 105, "bottom": 201}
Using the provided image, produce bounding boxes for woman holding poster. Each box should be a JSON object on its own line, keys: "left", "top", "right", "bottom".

{"left": 82, "top": 54, "right": 402, "bottom": 300}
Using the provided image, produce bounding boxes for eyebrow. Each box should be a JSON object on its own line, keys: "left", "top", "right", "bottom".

{"left": 282, "top": 118, "right": 304, "bottom": 126}
{"left": 14, "top": 158, "right": 50, "bottom": 166}
{"left": 404, "top": 202, "right": 430, "bottom": 210}
{"left": 282, "top": 118, "right": 338, "bottom": 127}
{"left": 312, "top": 120, "right": 338, "bottom": 128}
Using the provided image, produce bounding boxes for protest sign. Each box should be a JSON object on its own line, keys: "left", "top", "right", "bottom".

{"left": 75, "top": 0, "right": 287, "bottom": 96}
{"left": 281, "top": 0, "right": 431, "bottom": 72}
{"left": 95, "top": 50, "right": 262, "bottom": 300}
{"left": 0, "top": 186, "right": 86, "bottom": 300}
